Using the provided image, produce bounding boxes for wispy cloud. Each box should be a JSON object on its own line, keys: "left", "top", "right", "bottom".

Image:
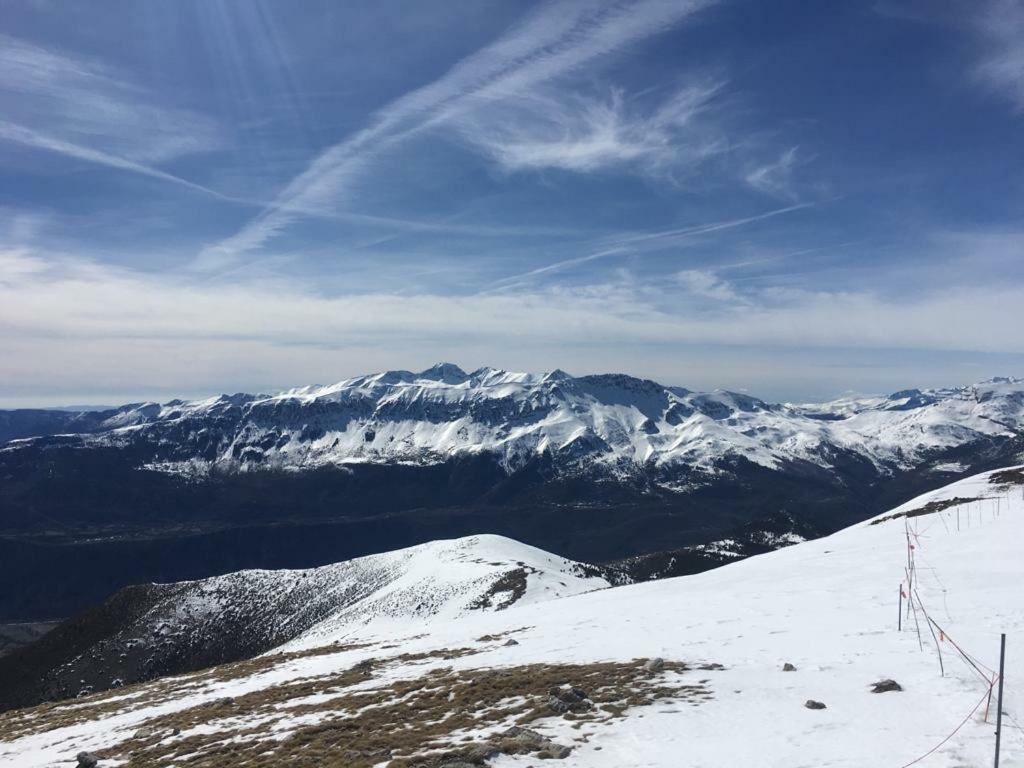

{"left": 973, "top": 0, "right": 1024, "bottom": 111}
{"left": 455, "top": 81, "right": 725, "bottom": 174}
{"left": 0, "top": 33, "right": 224, "bottom": 180}
{"left": 197, "top": 0, "right": 717, "bottom": 268}
{"left": 675, "top": 269, "right": 742, "bottom": 301}
{"left": 745, "top": 146, "right": 802, "bottom": 200}
{"left": 486, "top": 202, "right": 814, "bottom": 289}
{"left": 0, "top": 121, "right": 235, "bottom": 201}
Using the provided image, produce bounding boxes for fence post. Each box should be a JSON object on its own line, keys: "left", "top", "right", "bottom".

{"left": 995, "top": 633, "right": 1006, "bottom": 768}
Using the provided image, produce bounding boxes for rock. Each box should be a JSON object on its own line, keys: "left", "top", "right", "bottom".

{"left": 565, "top": 686, "right": 588, "bottom": 703}
{"left": 804, "top": 699, "right": 827, "bottom": 710}
{"left": 871, "top": 679, "right": 903, "bottom": 693}
{"left": 644, "top": 657, "right": 665, "bottom": 673}
{"left": 503, "top": 638, "right": 519, "bottom": 646}
{"left": 546, "top": 685, "right": 591, "bottom": 713}
{"left": 548, "top": 695, "right": 570, "bottom": 714}
{"left": 76, "top": 753, "right": 99, "bottom": 768}
{"left": 499, "top": 727, "right": 572, "bottom": 760}
{"left": 502, "top": 726, "right": 548, "bottom": 747}
{"left": 782, "top": 662, "right": 797, "bottom": 672}
{"left": 464, "top": 743, "right": 500, "bottom": 760}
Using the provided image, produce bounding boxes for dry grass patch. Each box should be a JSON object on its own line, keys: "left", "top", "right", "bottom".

{"left": 467, "top": 568, "right": 530, "bottom": 611}
{"left": 991, "top": 467, "right": 1024, "bottom": 487}
{"left": 90, "top": 656, "right": 716, "bottom": 768}
{"left": 869, "top": 496, "right": 983, "bottom": 525}
{"left": 870, "top": 466, "right": 1024, "bottom": 526}
{"left": 0, "top": 640, "right": 376, "bottom": 742}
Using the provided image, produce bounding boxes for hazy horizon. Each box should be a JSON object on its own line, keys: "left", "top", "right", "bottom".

{"left": 2, "top": 358, "right": 1021, "bottom": 410}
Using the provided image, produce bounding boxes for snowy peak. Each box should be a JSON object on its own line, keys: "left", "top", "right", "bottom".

{"left": 0, "top": 535, "right": 616, "bottom": 708}
{"left": 418, "top": 362, "right": 469, "bottom": 383}
{"left": 283, "top": 534, "right": 616, "bottom": 649}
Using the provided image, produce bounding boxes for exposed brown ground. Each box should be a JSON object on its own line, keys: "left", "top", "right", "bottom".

{"left": 872, "top": 466, "right": 1024, "bottom": 527}
{"left": 0, "top": 639, "right": 377, "bottom": 741}
{"left": 100, "top": 656, "right": 711, "bottom": 768}
{"left": 869, "top": 496, "right": 983, "bottom": 525}
{"left": 991, "top": 467, "right": 1024, "bottom": 486}
{"left": 2, "top": 645, "right": 719, "bottom": 768}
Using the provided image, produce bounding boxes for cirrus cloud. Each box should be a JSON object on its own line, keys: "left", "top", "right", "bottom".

{"left": 455, "top": 82, "right": 726, "bottom": 174}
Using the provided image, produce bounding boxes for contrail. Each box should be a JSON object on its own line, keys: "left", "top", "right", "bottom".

{"left": 485, "top": 202, "right": 814, "bottom": 290}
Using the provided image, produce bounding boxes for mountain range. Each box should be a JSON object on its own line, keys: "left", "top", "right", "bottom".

{"left": 1, "top": 366, "right": 1022, "bottom": 623}
{"left": 6, "top": 365, "right": 1023, "bottom": 476}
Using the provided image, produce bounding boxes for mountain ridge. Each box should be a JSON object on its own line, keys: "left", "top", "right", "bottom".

{"left": 0, "top": 534, "right": 620, "bottom": 711}
{"left": 5, "top": 366, "right": 1021, "bottom": 480}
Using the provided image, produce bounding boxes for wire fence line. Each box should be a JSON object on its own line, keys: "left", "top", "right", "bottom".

{"left": 892, "top": 485, "right": 1021, "bottom": 766}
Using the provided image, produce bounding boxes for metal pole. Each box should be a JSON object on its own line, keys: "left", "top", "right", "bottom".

{"left": 898, "top": 585, "right": 902, "bottom": 631}
{"left": 995, "top": 633, "right": 1006, "bottom": 768}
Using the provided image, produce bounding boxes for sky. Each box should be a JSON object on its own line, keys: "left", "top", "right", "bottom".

{"left": 1, "top": 0, "right": 1023, "bottom": 406}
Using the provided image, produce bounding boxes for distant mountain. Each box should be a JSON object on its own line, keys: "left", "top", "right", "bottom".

{"left": 1, "top": 366, "right": 1021, "bottom": 623}
{"left": 0, "top": 535, "right": 619, "bottom": 711}
{"left": 7, "top": 366, "right": 1022, "bottom": 477}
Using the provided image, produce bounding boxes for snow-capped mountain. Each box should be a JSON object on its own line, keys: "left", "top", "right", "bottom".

{"left": 12, "top": 365, "right": 1021, "bottom": 478}
{"left": 0, "top": 536, "right": 619, "bottom": 711}
{"left": 3, "top": 467, "right": 1022, "bottom": 768}
{"left": 2, "top": 367, "right": 1021, "bottom": 627}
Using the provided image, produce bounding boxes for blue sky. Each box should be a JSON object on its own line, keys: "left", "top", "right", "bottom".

{"left": 1, "top": 0, "right": 1023, "bottom": 405}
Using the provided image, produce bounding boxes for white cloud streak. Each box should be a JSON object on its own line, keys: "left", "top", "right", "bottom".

{"left": 456, "top": 81, "right": 725, "bottom": 173}
{"left": 198, "top": 0, "right": 716, "bottom": 268}
{"left": 0, "top": 33, "right": 226, "bottom": 197}
{"left": 0, "top": 121, "right": 236, "bottom": 201}
{"left": 745, "top": 146, "right": 801, "bottom": 200}
{"left": 974, "top": 0, "right": 1024, "bottom": 111}
{"left": 485, "top": 202, "right": 813, "bottom": 289}
{"left": 0, "top": 33, "right": 224, "bottom": 162}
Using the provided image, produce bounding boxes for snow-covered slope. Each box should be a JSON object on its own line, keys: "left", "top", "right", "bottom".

{"left": 0, "top": 535, "right": 615, "bottom": 710}
{"left": 4, "top": 468, "right": 1023, "bottom": 767}
{"left": 9, "top": 366, "right": 1022, "bottom": 479}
